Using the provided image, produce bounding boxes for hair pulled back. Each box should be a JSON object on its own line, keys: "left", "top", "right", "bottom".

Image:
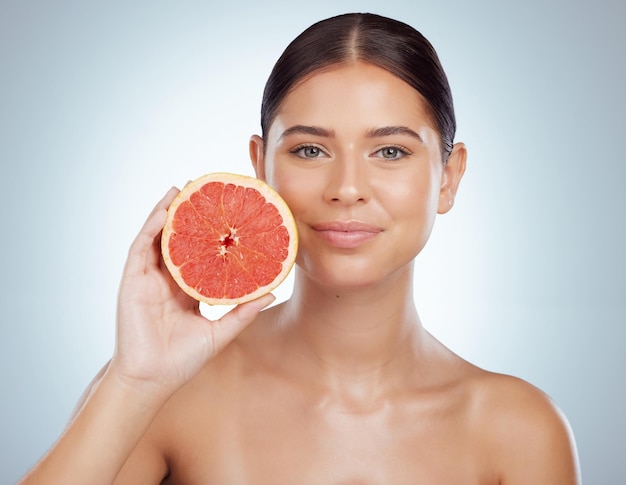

{"left": 260, "top": 13, "right": 456, "bottom": 162}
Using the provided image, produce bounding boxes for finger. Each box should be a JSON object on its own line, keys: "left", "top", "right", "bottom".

{"left": 125, "top": 187, "right": 180, "bottom": 276}
{"left": 208, "top": 293, "right": 276, "bottom": 356}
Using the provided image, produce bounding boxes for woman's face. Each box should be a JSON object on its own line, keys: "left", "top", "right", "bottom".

{"left": 251, "top": 62, "right": 465, "bottom": 289}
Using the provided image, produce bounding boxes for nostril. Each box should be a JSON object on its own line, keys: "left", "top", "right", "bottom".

{"left": 324, "top": 166, "right": 370, "bottom": 205}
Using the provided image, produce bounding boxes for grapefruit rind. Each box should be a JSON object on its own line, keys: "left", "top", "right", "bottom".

{"left": 161, "top": 172, "right": 298, "bottom": 305}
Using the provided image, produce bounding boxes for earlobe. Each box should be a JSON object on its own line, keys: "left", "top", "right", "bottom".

{"left": 438, "top": 142, "right": 467, "bottom": 214}
{"left": 249, "top": 135, "right": 266, "bottom": 181}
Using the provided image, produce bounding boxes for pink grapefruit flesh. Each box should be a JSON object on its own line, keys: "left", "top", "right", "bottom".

{"left": 161, "top": 173, "right": 297, "bottom": 305}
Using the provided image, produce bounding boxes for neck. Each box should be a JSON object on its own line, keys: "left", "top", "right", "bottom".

{"left": 278, "top": 264, "right": 426, "bottom": 399}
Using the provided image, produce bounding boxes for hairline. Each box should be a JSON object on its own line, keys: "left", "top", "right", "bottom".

{"left": 262, "top": 59, "right": 445, "bottom": 160}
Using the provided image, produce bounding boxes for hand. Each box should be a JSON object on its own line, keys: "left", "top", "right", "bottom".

{"left": 110, "top": 187, "right": 274, "bottom": 397}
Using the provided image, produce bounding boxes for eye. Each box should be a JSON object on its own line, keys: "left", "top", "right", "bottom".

{"left": 373, "top": 146, "right": 411, "bottom": 160}
{"left": 290, "top": 144, "right": 327, "bottom": 159}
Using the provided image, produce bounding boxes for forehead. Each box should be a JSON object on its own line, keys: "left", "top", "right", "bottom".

{"left": 269, "top": 62, "right": 434, "bottom": 135}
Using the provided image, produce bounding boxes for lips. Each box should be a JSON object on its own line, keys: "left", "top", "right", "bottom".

{"left": 311, "top": 221, "right": 383, "bottom": 248}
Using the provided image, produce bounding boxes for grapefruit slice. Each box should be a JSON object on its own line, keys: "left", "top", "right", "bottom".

{"left": 161, "top": 173, "right": 298, "bottom": 305}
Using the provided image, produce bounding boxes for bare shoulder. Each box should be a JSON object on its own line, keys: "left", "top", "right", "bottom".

{"left": 467, "top": 370, "right": 581, "bottom": 484}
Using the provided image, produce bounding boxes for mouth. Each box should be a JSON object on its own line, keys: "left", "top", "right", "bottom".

{"left": 311, "top": 221, "right": 383, "bottom": 248}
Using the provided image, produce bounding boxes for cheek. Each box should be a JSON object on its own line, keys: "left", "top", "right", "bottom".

{"left": 380, "top": 174, "right": 441, "bottom": 257}
{"left": 265, "top": 166, "right": 316, "bottom": 218}
{"left": 378, "top": 171, "right": 439, "bottom": 218}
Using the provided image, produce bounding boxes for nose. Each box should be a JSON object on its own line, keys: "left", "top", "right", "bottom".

{"left": 323, "top": 152, "right": 371, "bottom": 205}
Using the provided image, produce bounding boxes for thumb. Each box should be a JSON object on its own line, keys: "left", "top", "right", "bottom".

{"left": 208, "top": 293, "right": 276, "bottom": 355}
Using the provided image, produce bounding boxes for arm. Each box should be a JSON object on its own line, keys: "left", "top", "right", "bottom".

{"left": 19, "top": 188, "right": 275, "bottom": 485}
{"left": 20, "top": 368, "right": 170, "bottom": 485}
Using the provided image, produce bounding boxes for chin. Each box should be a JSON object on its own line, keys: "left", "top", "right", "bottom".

{"left": 296, "top": 254, "right": 415, "bottom": 292}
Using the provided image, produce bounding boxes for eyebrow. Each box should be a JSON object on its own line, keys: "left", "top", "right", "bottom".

{"left": 366, "top": 126, "right": 424, "bottom": 143}
{"left": 278, "top": 125, "right": 335, "bottom": 140}
{"left": 277, "top": 124, "right": 423, "bottom": 143}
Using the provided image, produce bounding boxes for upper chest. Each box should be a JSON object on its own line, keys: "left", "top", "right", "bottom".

{"left": 162, "top": 371, "right": 497, "bottom": 485}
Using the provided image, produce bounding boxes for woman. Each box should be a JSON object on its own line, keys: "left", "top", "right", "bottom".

{"left": 21, "top": 13, "right": 580, "bottom": 484}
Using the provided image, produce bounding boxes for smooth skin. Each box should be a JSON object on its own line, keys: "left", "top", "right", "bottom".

{"left": 20, "top": 62, "right": 580, "bottom": 484}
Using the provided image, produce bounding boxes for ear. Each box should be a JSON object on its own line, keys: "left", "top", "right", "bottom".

{"left": 249, "top": 135, "right": 266, "bottom": 181}
{"left": 438, "top": 142, "right": 467, "bottom": 214}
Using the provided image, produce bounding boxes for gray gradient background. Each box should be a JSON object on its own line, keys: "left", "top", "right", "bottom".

{"left": 1, "top": 0, "right": 624, "bottom": 483}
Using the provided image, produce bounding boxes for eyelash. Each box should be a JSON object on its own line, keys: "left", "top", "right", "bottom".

{"left": 372, "top": 145, "right": 412, "bottom": 160}
{"left": 289, "top": 144, "right": 327, "bottom": 159}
